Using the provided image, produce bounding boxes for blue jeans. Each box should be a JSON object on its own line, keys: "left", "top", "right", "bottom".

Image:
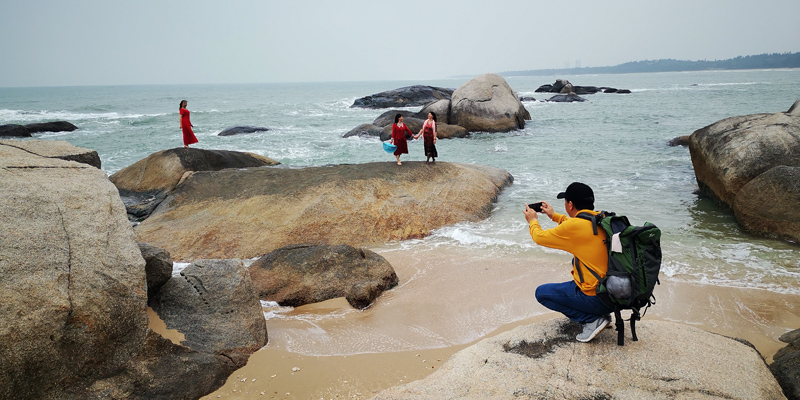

{"left": 535, "top": 281, "right": 613, "bottom": 324}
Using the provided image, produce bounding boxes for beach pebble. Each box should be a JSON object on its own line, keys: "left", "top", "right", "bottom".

{"left": 291, "top": 367, "right": 300, "bottom": 372}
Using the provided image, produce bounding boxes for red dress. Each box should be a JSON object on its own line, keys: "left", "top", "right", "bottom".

{"left": 391, "top": 123, "right": 413, "bottom": 155}
{"left": 180, "top": 108, "right": 198, "bottom": 146}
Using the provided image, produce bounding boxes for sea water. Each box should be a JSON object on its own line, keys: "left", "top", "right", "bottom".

{"left": 2, "top": 70, "right": 800, "bottom": 353}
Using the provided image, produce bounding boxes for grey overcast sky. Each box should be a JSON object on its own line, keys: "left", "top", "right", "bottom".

{"left": 1, "top": 0, "right": 798, "bottom": 87}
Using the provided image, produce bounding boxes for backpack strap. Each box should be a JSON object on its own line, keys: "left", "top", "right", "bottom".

{"left": 613, "top": 309, "right": 625, "bottom": 346}
{"left": 575, "top": 212, "right": 598, "bottom": 235}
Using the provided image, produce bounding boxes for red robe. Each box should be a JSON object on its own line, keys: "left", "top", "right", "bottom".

{"left": 391, "top": 123, "right": 413, "bottom": 155}
{"left": 180, "top": 108, "right": 199, "bottom": 146}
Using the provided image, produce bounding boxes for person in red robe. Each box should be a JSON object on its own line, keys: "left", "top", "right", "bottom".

{"left": 390, "top": 114, "right": 414, "bottom": 165}
{"left": 179, "top": 100, "right": 199, "bottom": 148}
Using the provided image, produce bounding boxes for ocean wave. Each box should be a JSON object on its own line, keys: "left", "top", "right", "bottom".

{"left": 0, "top": 108, "right": 165, "bottom": 124}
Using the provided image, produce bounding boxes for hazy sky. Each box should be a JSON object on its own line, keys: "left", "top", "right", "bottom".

{"left": 1, "top": 0, "right": 798, "bottom": 87}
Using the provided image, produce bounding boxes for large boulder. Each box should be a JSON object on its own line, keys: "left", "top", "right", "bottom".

{"left": 0, "top": 139, "right": 101, "bottom": 168}
{"left": 0, "top": 142, "right": 238, "bottom": 399}
{"left": 351, "top": 85, "right": 453, "bottom": 109}
{"left": 450, "top": 73, "right": 531, "bottom": 132}
{"left": 133, "top": 161, "right": 513, "bottom": 261}
{"left": 374, "top": 318, "right": 786, "bottom": 400}
{"left": 110, "top": 147, "right": 279, "bottom": 221}
{"left": 689, "top": 100, "right": 800, "bottom": 241}
{"left": 249, "top": 244, "right": 398, "bottom": 309}
{"left": 689, "top": 102, "right": 800, "bottom": 207}
{"left": 771, "top": 328, "right": 800, "bottom": 400}
{"left": 149, "top": 259, "right": 268, "bottom": 368}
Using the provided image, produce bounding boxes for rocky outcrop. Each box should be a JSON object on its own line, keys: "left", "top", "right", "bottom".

{"left": 218, "top": 125, "right": 270, "bottom": 136}
{"left": 138, "top": 242, "right": 173, "bottom": 300}
{"left": 689, "top": 100, "right": 800, "bottom": 242}
{"left": 110, "top": 147, "right": 279, "bottom": 221}
{"left": 536, "top": 79, "right": 630, "bottom": 95}
{"left": 0, "top": 142, "right": 242, "bottom": 399}
{"left": 249, "top": 244, "right": 398, "bottom": 309}
{"left": 771, "top": 328, "right": 800, "bottom": 400}
{"left": 374, "top": 318, "right": 786, "bottom": 400}
{"left": 0, "top": 139, "right": 101, "bottom": 168}
{"left": 149, "top": 259, "right": 268, "bottom": 368}
{"left": 133, "top": 161, "right": 513, "bottom": 261}
{"left": 0, "top": 121, "right": 78, "bottom": 137}
{"left": 450, "top": 74, "right": 531, "bottom": 133}
{"left": 351, "top": 85, "right": 454, "bottom": 109}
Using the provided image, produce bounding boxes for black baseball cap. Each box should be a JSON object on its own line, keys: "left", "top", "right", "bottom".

{"left": 557, "top": 182, "right": 595, "bottom": 204}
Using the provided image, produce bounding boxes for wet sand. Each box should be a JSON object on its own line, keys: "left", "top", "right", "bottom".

{"left": 146, "top": 247, "right": 800, "bottom": 399}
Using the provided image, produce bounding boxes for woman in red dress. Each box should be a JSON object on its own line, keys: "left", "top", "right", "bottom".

{"left": 179, "top": 100, "right": 199, "bottom": 148}
{"left": 390, "top": 114, "right": 414, "bottom": 165}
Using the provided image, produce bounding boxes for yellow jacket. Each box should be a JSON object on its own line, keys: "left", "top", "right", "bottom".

{"left": 529, "top": 210, "right": 608, "bottom": 296}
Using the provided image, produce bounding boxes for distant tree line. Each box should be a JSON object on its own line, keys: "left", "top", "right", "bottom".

{"left": 501, "top": 52, "right": 800, "bottom": 77}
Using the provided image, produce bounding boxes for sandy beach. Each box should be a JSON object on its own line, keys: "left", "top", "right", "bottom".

{"left": 145, "top": 246, "right": 800, "bottom": 400}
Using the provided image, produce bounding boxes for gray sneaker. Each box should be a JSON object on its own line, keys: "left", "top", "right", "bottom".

{"left": 576, "top": 316, "right": 610, "bottom": 343}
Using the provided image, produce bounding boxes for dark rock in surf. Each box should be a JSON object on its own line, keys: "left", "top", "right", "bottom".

{"left": 24, "top": 121, "right": 78, "bottom": 133}
{"left": 0, "top": 124, "right": 31, "bottom": 137}
{"left": 352, "top": 85, "right": 454, "bottom": 109}
{"left": 547, "top": 94, "right": 587, "bottom": 103}
{"left": 249, "top": 244, "right": 398, "bottom": 309}
{"left": 668, "top": 136, "right": 690, "bottom": 147}
{"left": 218, "top": 125, "right": 270, "bottom": 136}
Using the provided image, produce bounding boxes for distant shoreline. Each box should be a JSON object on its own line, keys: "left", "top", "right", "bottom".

{"left": 490, "top": 52, "right": 800, "bottom": 78}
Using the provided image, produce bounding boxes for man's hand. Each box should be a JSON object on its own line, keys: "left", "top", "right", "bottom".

{"left": 523, "top": 204, "right": 538, "bottom": 223}
{"left": 540, "top": 201, "right": 555, "bottom": 219}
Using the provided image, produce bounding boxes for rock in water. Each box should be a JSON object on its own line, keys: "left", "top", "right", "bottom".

{"left": 450, "top": 74, "right": 531, "bottom": 132}
{"left": 689, "top": 99, "right": 800, "bottom": 241}
{"left": 24, "top": 121, "right": 78, "bottom": 133}
{"left": 218, "top": 125, "right": 270, "bottom": 136}
{"left": 351, "top": 85, "right": 454, "bottom": 109}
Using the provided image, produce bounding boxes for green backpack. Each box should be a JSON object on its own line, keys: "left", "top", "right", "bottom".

{"left": 577, "top": 211, "right": 662, "bottom": 345}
